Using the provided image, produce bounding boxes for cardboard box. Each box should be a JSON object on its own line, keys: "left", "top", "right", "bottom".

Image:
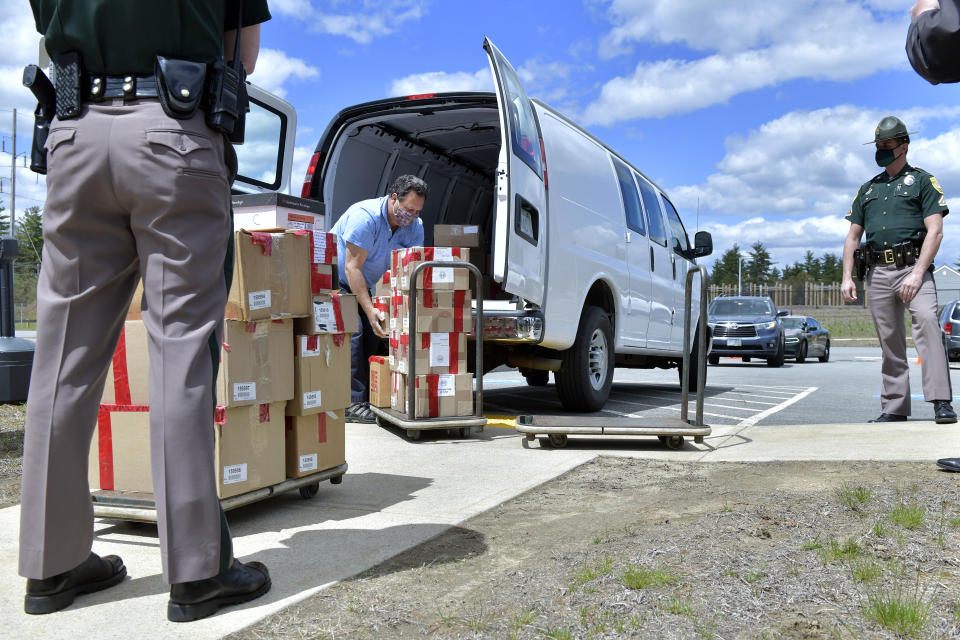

{"left": 288, "top": 333, "right": 352, "bottom": 416}
{"left": 310, "top": 263, "right": 335, "bottom": 294}
{"left": 373, "top": 295, "right": 390, "bottom": 321}
{"left": 217, "top": 319, "right": 294, "bottom": 407}
{"left": 232, "top": 192, "right": 325, "bottom": 231}
{"left": 295, "top": 292, "right": 360, "bottom": 335}
{"left": 391, "top": 290, "right": 472, "bottom": 334}
{"left": 215, "top": 402, "right": 286, "bottom": 499}
{"left": 285, "top": 410, "right": 345, "bottom": 478}
{"left": 391, "top": 247, "right": 471, "bottom": 292}
{"left": 102, "top": 321, "right": 150, "bottom": 405}
{"left": 89, "top": 404, "right": 153, "bottom": 493}
{"left": 308, "top": 231, "right": 338, "bottom": 294}
{"left": 433, "top": 224, "right": 484, "bottom": 248}
{"left": 374, "top": 271, "right": 392, "bottom": 298}
{"left": 391, "top": 371, "right": 406, "bottom": 413}
{"left": 89, "top": 401, "right": 287, "bottom": 499}
{"left": 227, "top": 229, "right": 311, "bottom": 321}
{"left": 391, "top": 373, "right": 473, "bottom": 418}
{"left": 389, "top": 331, "right": 468, "bottom": 375}
{"left": 368, "top": 355, "right": 391, "bottom": 407}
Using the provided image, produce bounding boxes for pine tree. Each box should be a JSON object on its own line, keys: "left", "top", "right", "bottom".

{"left": 0, "top": 205, "right": 8, "bottom": 236}
{"left": 820, "top": 253, "right": 842, "bottom": 282}
{"left": 802, "top": 250, "right": 820, "bottom": 280}
{"left": 710, "top": 243, "right": 742, "bottom": 286}
{"left": 15, "top": 206, "right": 43, "bottom": 270}
{"left": 746, "top": 241, "right": 775, "bottom": 285}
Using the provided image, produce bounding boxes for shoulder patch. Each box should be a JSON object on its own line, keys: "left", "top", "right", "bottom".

{"left": 940, "top": 195, "right": 947, "bottom": 207}
{"left": 931, "top": 176, "right": 944, "bottom": 194}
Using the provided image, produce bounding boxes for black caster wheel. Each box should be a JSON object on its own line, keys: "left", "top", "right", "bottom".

{"left": 407, "top": 429, "right": 421, "bottom": 441}
{"left": 299, "top": 482, "right": 320, "bottom": 499}
{"left": 548, "top": 433, "right": 568, "bottom": 448}
{"left": 330, "top": 475, "right": 343, "bottom": 485}
{"left": 664, "top": 435, "right": 684, "bottom": 450}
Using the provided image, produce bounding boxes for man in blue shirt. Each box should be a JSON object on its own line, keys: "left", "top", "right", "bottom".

{"left": 332, "top": 175, "right": 427, "bottom": 421}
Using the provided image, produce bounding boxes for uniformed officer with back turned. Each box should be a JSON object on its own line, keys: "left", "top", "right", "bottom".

{"left": 20, "top": 0, "right": 273, "bottom": 621}
{"left": 841, "top": 116, "right": 957, "bottom": 425}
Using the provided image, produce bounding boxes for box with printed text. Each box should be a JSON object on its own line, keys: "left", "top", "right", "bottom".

{"left": 368, "top": 355, "right": 391, "bottom": 407}
{"left": 390, "top": 290, "right": 472, "bottom": 334}
{"left": 295, "top": 292, "right": 360, "bottom": 335}
{"left": 285, "top": 410, "right": 345, "bottom": 478}
{"left": 389, "top": 373, "right": 473, "bottom": 418}
{"left": 288, "top": 333, "right": 352, "bottom": 416}
{"left": 391, "top": 247, "right": 471, "bottom": 292}
{"left": 217, "top": 319, "right": 294, "bottom": 408}
{"left": 227, "top": 229, "right": 311, "bottom": 321}
{"left": 389, "top": 331, "right": 468, "bottom": 376}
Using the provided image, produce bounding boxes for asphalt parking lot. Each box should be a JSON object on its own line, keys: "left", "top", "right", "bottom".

{"left": 482, "top": 346, "right": 960, "bottom": 427}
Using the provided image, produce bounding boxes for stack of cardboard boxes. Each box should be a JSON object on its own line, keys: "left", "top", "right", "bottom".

{"left": 379, "top": 230, "right": 479, "bottom": 418}
{"left": 90, "top": 222, "right": 359, "bottom": 500}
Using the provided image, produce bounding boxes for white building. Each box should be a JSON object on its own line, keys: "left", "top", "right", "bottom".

{"left": 934, "top": 265, "right": 960, "bottom": 307}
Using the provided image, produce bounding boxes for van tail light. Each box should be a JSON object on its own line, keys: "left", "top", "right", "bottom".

{"left": 946, "top": 321, "right": 953, "bottom": 335}
{"left": 301, "top": 151, "right": 322, "bottom": 199}
{"left": 539, "top": 137, "right": 548, "bottom": 190}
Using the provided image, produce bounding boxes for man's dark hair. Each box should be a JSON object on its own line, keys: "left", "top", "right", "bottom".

{"left": 388, "top": 175, "right": 429, "bottom": 201}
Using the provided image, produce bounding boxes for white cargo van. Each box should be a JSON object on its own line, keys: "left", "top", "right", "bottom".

{"left": 300, "top": 39, "right": 713, "bottom": 412}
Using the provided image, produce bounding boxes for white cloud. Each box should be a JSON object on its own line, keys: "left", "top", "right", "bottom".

{"left": 585, "top": 0, "right": 907, "bottom": 124}
{"left": 388, "top": 69, "right": 491, "bottom": 96}
{"left": 250, "top": 48, "right": 319, "bottom": 97}
{"left": 0, "top": 4, "right": 45, "bottom": 113}
{"left": 274, "top": 0, "right": 428, "bottom": 44}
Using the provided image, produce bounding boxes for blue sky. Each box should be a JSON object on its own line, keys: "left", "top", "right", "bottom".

{"left": 4, "top": 0, "right": 960, "bottom": 274}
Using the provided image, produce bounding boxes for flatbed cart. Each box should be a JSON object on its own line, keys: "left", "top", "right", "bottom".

{"left": 91, "top": 463, "right": 348, "bottom": 523}
{"left": 516, "top": 265, "right": 711, "bottom": 450}
{"left": 369, "top": 260, "right": 486, "bottom": 441}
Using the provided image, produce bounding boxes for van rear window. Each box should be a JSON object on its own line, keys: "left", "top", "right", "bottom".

{"left": 636, "top": 175, "right": 667, "bottom": 246}
{"left": 612, "top": 158, "right": 645, "bottom": 236}
{"left": 490, "top": 47, "right": 543, "bottom": 178}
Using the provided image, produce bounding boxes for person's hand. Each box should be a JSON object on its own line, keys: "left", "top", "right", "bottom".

{"left": 368, "top": 308, "right": 387, "bottom": 338}
{"left": 841, "top": 277, "right": 858, "bottom": 303}
{"left": 911, "top": 0, "right": 940, "bottom": 20}
{"left": 899, "top": 271, "right": 924, "bottom": 302}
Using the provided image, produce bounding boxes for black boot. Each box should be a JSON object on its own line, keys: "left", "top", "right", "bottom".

{"left": 168, "top": 559, "right": 270, "bottom": 622}
{"left": 868, "top": 413, "right": 907, "bottom": 423}
{"left": 934, "top": 400, "right": 957, "bottom": 424}
{"left": 25, "top": 553, "right": 126, "bottom": 614}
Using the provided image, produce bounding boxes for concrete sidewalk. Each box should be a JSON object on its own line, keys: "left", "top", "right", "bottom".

{"left": 3, "top": 419, "right": 959, "bottom": 639}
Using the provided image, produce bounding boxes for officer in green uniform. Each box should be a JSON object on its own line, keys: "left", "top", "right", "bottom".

{"left": 841, "top": 116, "right": 957, "bottom": 424}
{"left": 21, "top": 0, "right": 272, "bottom": 621}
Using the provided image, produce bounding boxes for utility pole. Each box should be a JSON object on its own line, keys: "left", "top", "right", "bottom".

{"left": 10, "top": 108, "right": 15, "bottom": 236}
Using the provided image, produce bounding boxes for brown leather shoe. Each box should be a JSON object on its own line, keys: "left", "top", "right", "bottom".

{"left": 167, "top": 559, "right": 270, "bottom": 622}
{"left": 25, "top": 552, "right": 126, "bottom": 614}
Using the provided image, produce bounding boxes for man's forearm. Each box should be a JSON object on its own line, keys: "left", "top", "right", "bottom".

{"left": 913, "top": 229, "right": 942, "bottom": 275}
{"left": 842, "top": 235, "right": 860, "bottom": 279}
{"left": 345, "top": 265, "right": 375, "bottom": 317}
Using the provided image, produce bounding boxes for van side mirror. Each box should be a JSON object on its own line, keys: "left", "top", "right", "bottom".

{"left": 693, "top": 231, "right": 713, "bottom": 258}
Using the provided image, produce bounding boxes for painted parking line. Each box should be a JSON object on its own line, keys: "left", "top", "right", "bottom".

{"left": 737, "top": 386, "right": 818, "bottom": 426}
{"left": 604, "top": 399, "right": 744, "bottom": 421}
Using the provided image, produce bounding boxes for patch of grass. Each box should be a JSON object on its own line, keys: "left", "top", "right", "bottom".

{"left": 512, "top": 607, "right": 536, "bottom": 629}
{"left": 850, "top": 559, "right": 883, "bottom": 583}
{"left": 569, "top": 556, "right": 613, "bottom": 588}
{"left": 542, "top": 628, "right": 574, "bottom": 640}
{"left": 862, "top": 580, "right": 932, "bottom": 638}
{"left": 835, "top": 482, "right": 873, "bottom": 508}
{"left": 802, "top": 536, "right": 823, "bottom": 551}
{"left": 742, "top": 569, "right": 766, "bottom": 584}
{"left": 872, "top": 518, "right": 887, "bottom": 538}
{"left": 818, "top": 538, "right": 862, "bottom": 564}
{"left": 621, "top": 565, "right": 679, "bottom": 590}
{"left": 664, "top": 596, "right": 694, "bottom": 616}
{"left": 947, "top": 516, "right": 960, "bottom": 529}
{"left": 889, "top": 503, "right": 925, "bottom": 529}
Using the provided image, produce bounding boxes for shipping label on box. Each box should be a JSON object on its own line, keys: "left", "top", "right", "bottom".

{"left": 102, "top": 321, "right": 150, "bottom": 405}
{"left": 284, "top": 410, "right": 345, "bottom": 478}
{"left": 394, "top": 290, "right": 472, "bottom": 333}
{"left": 217, "top": 319, "right": 294, "bottom": 408}
{"left": 226, "top": 229, "right": 312, "bottom": 321}
{"left": 295, "top": 292, "right": 360, "bottom": 335}
{"left": 88, "top": 404, "right": 153, "bottom": 493}
{"left": 214, "top": 402, "right": 286, "bottom": 499}
{"left": 288, "top": 333, "right": 351, "bottom": 416}
{"left": 392, "top": 247, "right": 471, "bottom": 292}
{"left": 309, "top": 231, "right": 337, "bottom": 264}
{"left": 389, "top": 331, "right": 468, "bottom": 375}
{"left": 369, "top": 355, "right": 391, "bottom": 407}
{"left": 413, "top": 373, "right": 474, "bottom": 418}
{"left": 433, "top": 224, "right": 484, "bottom": 248}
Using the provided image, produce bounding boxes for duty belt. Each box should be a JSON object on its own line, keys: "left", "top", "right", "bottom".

{"left": 84, "top": 74, "right": 159, "bottom": 101}
{"left": 868, "top": 248, "right": 899, "bottom": 265}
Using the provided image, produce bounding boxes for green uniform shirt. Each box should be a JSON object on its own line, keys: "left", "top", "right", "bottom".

{"left": 845, "top": 163, "right": 949, "bottom": 249}
{"left": 31, "top": 0, "right": 271, "bottom": 75}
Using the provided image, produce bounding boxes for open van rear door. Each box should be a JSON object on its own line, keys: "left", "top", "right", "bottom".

{"left": 234, "top": 84, "right": 297, "bottom": 194}
{"left": 484, "top": 37, "right": 547, "bottom": 306}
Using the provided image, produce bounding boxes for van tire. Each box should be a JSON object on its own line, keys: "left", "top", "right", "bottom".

{"left": 521, "top": 368, "right": 550, "bottom": 387}
{"left": 555, "top": 306, "right": 614, "bottom": 412}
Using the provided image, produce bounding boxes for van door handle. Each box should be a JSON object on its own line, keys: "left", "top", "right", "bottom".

{"left": 649, "top": 246, "right": 654, "bottom": 271}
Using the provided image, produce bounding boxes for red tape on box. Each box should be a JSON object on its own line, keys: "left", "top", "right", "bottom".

{"left": 214, "top": 406, "right": 227, "bottom": 425}
{"left": 245, "top": 322, "right": 256, "bottom": 333}
{"left": 333, "top": 333, "right": 346, "bottom": 347}
{"left": 97, "top": 404, "right": 149, "bottom": 491}
{"left": 331, "top": 292, "right": 345, "bottom": 332}
{"left": 450, "top": 332, "right": 460, "bottom": 374}
{"left": 427, "top": 374, "right": 439, "bottom": 417}
{"left": 259, "top": 403, "right": 270, "bottom": 423}
{"left": 424, "top": 289, "right": 433, "bottom": 308}
{"left": 317, "top": 412, "right": 327, "bottom": 443}
{"left": 311, "top": 265, "right": 332, "bottom": 293}
{"left": 111, "top": 327, "right": 131, "bottom": 405}
{"left": 454, "top": 290, "right": 466, "bottom": 332}
{"left": 250, "top": 232, "right": 273, "bottom": 256}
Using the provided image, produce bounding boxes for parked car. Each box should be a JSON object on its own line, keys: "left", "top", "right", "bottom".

{"left": 781, "top": 315, "right": 831, "bottom": 363}
{"left": 938, "top": 299, "right": 960, "bottom": 361}
{"left": 301, "top": 38, "right": 713, "bottom": 411}
{"left": 707, "top": 296, "right": 786, "bottom": 367}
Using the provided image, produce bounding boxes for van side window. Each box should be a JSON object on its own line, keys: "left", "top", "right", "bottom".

{"left": 491, "top": 48, "right": 543, "bottom": 178}
{"left": 661, "top": 195, "right": 690, "bottom": 255}
{"left": 612, "top": 158, "right": 646, "bottom": 235}
{"left": 635, "top": 175, "right": 667, "bottom": 246}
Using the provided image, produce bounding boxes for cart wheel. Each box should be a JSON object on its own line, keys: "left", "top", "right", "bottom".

{"left": 521, "top": 436, "right": 530, "bottom": 449}
{"left": 657, "top": 435, "right": 667, "bottom": 443}
{"left": 407, "top": 429, "right": 421, "bottom": 441}
{"left": 299, "top": 482, "right": 320, "bottom": 499}
{"left": 330, "top": 475, "right": 343, "bottom": 485}
{"left": 548, "top": 433, "right": 568, "bottom": 448}
{"left": 375, "top": 416, "right": 386, "bottom": 428}
{"left": 694, "top": 436, "right": 704, "bottom": 444}
{"left": 459, "top": 427, "right": 470, "bottom": 438}
{"left": 664, "top": 435, "right": 684, "bottom": 450}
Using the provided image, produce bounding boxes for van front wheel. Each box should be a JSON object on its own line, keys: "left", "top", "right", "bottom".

{"left": 555, "top": 306, "right": 614, "bottom": 412}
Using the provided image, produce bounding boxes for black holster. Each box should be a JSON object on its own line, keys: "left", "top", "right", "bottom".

{"left": 853, "top": 243, "right": 867, "bottom": 281}
{"left": 154, "top": 56, "right": 207, "bottom": 120}
{"left": 22, "top": 64, "right": 56, "bottom": 175}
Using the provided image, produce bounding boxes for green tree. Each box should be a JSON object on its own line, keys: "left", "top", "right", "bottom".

{"left": 710, "top": 243, "right": 741, "bottom": 286}
{"left": 820, "top": 253, "right": 842, "bottom": 282}
{"left": 0, "top": 205, "right": 8, "bottom": 236}
{"left": 15, "top": 206, "right": 43, "bottom": 270}
{"left": 745, "top": 241, "right": 776, "bottom": 285}
{"left": 802, "top": 250, "right": 820, "bottom": 280}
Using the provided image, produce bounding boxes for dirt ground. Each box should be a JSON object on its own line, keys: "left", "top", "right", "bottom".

{"left": 230, "top": 458, "right": 960, "bottom": 640}
{"left": 0, "top": 404, "right": 24, "bottom": 509}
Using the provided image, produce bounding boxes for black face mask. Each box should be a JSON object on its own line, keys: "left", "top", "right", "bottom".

{"left": 875, "top": 145, "right": 903, "bottom": 167}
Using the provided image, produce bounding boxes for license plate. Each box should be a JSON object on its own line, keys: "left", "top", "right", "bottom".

{"left": 726, "top": 339, "right": 741, "bottom": 346}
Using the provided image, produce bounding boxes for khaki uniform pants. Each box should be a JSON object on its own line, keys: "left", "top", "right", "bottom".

{"left": 19, "top": 99, "right": 233, "bottom": 584}
{"left": 866, "top": 264, "right": 951, "bottom": 416}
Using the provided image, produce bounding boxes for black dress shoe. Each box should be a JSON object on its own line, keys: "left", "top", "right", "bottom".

{"left": 168, "top": 559, "right": 270, "bottom": 622}
{"left": 934, "top": 400, "right": 958, "bottom": 424}
{"left": 868, "top": 413, "right": 908, "bottom": 423}
{"left": 937, "top": 457, "right": 960, "bottom": 472}
{"left": 25, "top": 552, "right": 126, "bottom": 614}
